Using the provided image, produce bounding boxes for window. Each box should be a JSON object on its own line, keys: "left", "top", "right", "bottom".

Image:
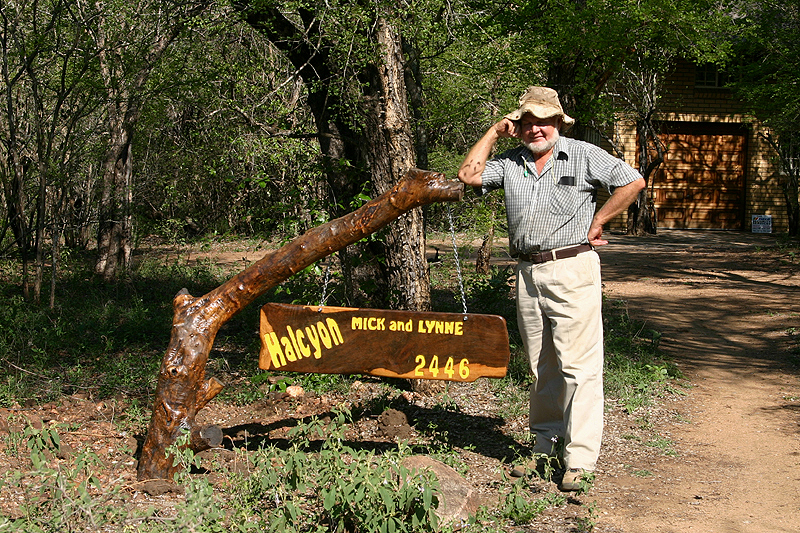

{"left": 695, "top": 63, "right": 728, "bottom": 89}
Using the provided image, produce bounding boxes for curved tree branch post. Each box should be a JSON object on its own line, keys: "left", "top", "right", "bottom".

{"left": 137, "top": 169, "right": 463, "bottom": 481}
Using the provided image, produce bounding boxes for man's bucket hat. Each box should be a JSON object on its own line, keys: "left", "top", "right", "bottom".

{"left": 504, "top": 86, "right": 575, "bottom": 127}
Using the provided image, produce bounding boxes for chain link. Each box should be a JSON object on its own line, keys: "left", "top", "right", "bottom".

{"left": 446, "top": 205, "right": 468, "bottom": 315}
{"left": 318, "top": 258, "right": 332, "bottom": 308}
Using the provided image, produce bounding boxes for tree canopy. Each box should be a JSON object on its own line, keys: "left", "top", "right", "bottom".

{"left": 727, "top": 0, "right": 800, "bottom": 234}
{"left": 1, "top": 0, "right": 797, "bottom": 306}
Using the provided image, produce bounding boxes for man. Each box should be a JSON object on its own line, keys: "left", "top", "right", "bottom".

{"left": 458, "top": 86, "right": 645, "bottom": 491}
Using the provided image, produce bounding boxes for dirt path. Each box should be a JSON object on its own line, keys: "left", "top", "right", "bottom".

{"left": 592, "top": 230, "right": 800, "bottom": 533}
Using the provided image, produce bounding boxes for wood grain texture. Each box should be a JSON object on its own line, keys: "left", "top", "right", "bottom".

{"left": 137, "top": 169, "right": 463, "bottom": 480}
{"left": 259, "top": 304, "right": 510, "bottom": 381}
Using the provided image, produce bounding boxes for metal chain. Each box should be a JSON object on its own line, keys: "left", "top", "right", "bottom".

{"left": 319, "top": 258, "right": 332, "bottom": 309}
{"left": 446, "top": 205, "right": 468, "bottom": 315}
{"left": 318, "top": 213, "right": 467, "bottom": 314}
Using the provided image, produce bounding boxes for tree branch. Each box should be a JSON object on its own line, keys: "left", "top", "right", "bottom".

{"left": 137, "top": 169, "right": 463, "bottom": 480}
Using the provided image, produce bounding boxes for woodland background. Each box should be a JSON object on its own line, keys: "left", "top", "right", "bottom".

{"left": 2, "top": 2, "right": 799, "bottom": 531}
{"left": 1, "top": 0, "right": 798, "bottom": 308}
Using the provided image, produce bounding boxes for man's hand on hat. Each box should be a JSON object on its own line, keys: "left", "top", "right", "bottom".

{"left": 493, "top": 118, "right": 520, "bottom": 139}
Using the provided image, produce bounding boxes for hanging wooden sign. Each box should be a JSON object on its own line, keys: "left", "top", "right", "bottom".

{"left": 259, "top": 303, "right": 510, "bottom": 382}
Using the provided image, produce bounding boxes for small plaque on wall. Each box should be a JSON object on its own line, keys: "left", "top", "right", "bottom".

{"left": 752, "top": 215, "right": 772, "bottom": 233}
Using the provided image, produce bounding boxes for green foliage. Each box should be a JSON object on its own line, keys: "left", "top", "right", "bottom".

{"left": 644, "top": 435, "right": 677, "bottom": 456}
{"left": 414, "top": 421, "right": 471, "bottom": 475}
{"left": 726, "top": 1, "right": 800, "bottom": 234}
{"left": 0, "top": 253, "right": 230, "bottom": 405}
{"left": 0, "top": 234, "right": 685, "bottom": 532}
{"left": 496, "top": 479, "right": 566, "bottom": 525}
{"left": 603, "top": 299, "right": 683, "bottom": 413}
{"left": 1, "top": 424, "right": 127, "bottom": 532}
{"left": 728, "top": 1, "right": 800, "bottom": 135}
{"left": 419, "top": 1, "right": 540, "bottom": 228}
{"left": 575, "top": 501, "right": 598, "bottom": 533}
{"left": 137, "top": 24, "right": 327, "bottom": 240}
{"left": 495, "top": 0, "right": 735, "bottom": 121}
{"left": 266, "top": 260, "right": 341, "bottom": 307}
{"left": 464, "top": 265, "right": 517, "bottom": 325}
{"left": 571, "top": 470, "right": 597, "bottom": 496}
{"left": 212, "top": 409, "right": 442, "bottom": 532}
{"left": 1, "top": 410, "right": 443, "bottom": 532}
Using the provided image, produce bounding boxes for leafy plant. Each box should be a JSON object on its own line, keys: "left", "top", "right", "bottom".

{"left": 497, "top": 479, "right": 566, "bottom": 525}
{"left": 1, "top": 424, "right": 127, "bottom": 532}
{"left": 575, "top": 501, "right": 598, "bottom": 532}
{"left": 603, "top": 299, "right": 683, "bottom": 412}
{"left": 572, "top": 470, "right": 597, "bottom": 496}
{"left": 226, "top": 408, "right": 442, "bottom": 532}
{"left": 414, "top": 421, "right": 469, "bottom": 475}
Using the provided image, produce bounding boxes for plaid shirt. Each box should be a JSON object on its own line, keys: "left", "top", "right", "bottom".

{"left": 480, "top": 136, "right": 642, "bottom": 255}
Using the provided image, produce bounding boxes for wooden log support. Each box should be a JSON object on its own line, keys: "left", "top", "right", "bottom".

{"left": 137, "top": 169, "right": 463, "bottom": 481}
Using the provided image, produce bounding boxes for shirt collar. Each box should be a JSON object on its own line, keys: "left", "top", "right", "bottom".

{"left": 553, "top": 136, "right": 569, "bottom": 161}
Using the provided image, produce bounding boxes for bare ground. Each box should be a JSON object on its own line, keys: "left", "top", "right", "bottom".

{"left": 1, "top": 230, "right": 798, "bottom": 532}
{"left": 592, "top": 230, "right": 800, "bottom": 533}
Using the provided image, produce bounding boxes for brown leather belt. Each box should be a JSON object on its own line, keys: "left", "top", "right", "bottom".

{"left": 517, "top": 243, "right": 593, "bottom": 264}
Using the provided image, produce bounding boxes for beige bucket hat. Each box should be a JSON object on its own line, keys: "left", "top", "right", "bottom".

{"left": 504, "top": 86, "right": 575, "bottom": 127}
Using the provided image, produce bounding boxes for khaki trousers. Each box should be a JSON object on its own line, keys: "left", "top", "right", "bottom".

{"left": 515, "top": 250, "right": 604, "bottom": 471}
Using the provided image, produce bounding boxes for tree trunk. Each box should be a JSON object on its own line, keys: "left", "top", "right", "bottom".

{"left": 137, "top": 169, "right": 462, "bottom": 481}
{"left": 476, "top": 221, "right": 495, "bottom": 275}
{"left": 628, "top": 118, "right": 660, "bottom": 235}
{"left": 368, "top": 18, "right": 429, "bottom": 311}
{"left": 241, "top": 6, "right": 430, "bottom": 311}
{"left": 50, "top": 219, "right": 60, "bottom": 309}
{"left": 781, "top": 174, "right": 800, "bottom": 236}
{"left": 96, "top": 135, "right": 133, "bottom": 281}
{"left": 33, "top": 163, "right": 46, "bottom": 302}
{"left": 0, "top": 82, "right": 31, "bottom": 297}
{"left": 778, "top": 138, "right": 800, "bottom": 236}
{"left": 760, "top": 131, "right": 800, "bottom": 236}
{"left": 402, "top": 38, "right": 428, "bottom": 172}
{"left": 91, "top": 8, "right": 188, "bottom": 281}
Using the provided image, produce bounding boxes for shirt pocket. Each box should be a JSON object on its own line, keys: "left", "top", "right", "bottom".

{"left": 548, "top": 176, "right": 581, "bottom": 215}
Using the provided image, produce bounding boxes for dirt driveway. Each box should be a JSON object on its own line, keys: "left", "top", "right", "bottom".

{"left": 590, "top": 230, "right": 800, "bottom": 533}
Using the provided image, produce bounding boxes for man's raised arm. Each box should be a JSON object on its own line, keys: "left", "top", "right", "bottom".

{"left": 457, "top": 119, "right": 517, "bottom": 186}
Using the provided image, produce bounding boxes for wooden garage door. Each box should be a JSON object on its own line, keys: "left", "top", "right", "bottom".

{"left": 649, "top": 122, "right": 747, "bottom": 230}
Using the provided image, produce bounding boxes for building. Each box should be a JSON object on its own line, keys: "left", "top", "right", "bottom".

{"left": 609, "top": 58, "right": 784, "bottom": 233}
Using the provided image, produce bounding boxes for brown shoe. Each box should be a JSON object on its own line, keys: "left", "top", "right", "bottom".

{"left": 509, "top": 456, "right": 561, "bottom": 479}
{"left": 558, "top": 468, "right": 588, "bottom": 492}
{"left": 509, "top": 461, "right": 532, "bottom": 478}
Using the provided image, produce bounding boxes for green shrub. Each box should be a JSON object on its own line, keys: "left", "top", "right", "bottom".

{"left": 603, "top": 299, "right": 683, "bottom": 412}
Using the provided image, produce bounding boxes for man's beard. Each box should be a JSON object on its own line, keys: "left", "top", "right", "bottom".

{"left": 524, "top": 130, "right": 559, "bottom": 154}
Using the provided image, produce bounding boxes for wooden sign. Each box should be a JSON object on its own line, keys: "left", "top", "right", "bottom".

{"left": 259, "top": 303, "right": 510, "bottom": 382}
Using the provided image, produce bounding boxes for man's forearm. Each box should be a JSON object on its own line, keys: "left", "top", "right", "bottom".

{"left": 458, "top": 128, "right": 500, "bottom": 186}
{"left": 593, "top": 178, "right": 646, "bottom": 226}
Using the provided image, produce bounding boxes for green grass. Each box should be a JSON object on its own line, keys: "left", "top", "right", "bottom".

{"left": 645, "top": 435, "right": 678, "bottom": 456}
{"left": 0, "top": 252, "right": 229, "bottom": 407}
{"left": 603, "top": 298, "right": 683, "bottom": 413}
{"left": 0, "top": 247, "right": 355, "bottom": 408}
{"left": 1, "top": 410, "right": 443, "bottom": 532}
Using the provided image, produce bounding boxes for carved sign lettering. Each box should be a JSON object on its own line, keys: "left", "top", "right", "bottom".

{"left": 259, "top": 303, "right": 510, "bottom": 382}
